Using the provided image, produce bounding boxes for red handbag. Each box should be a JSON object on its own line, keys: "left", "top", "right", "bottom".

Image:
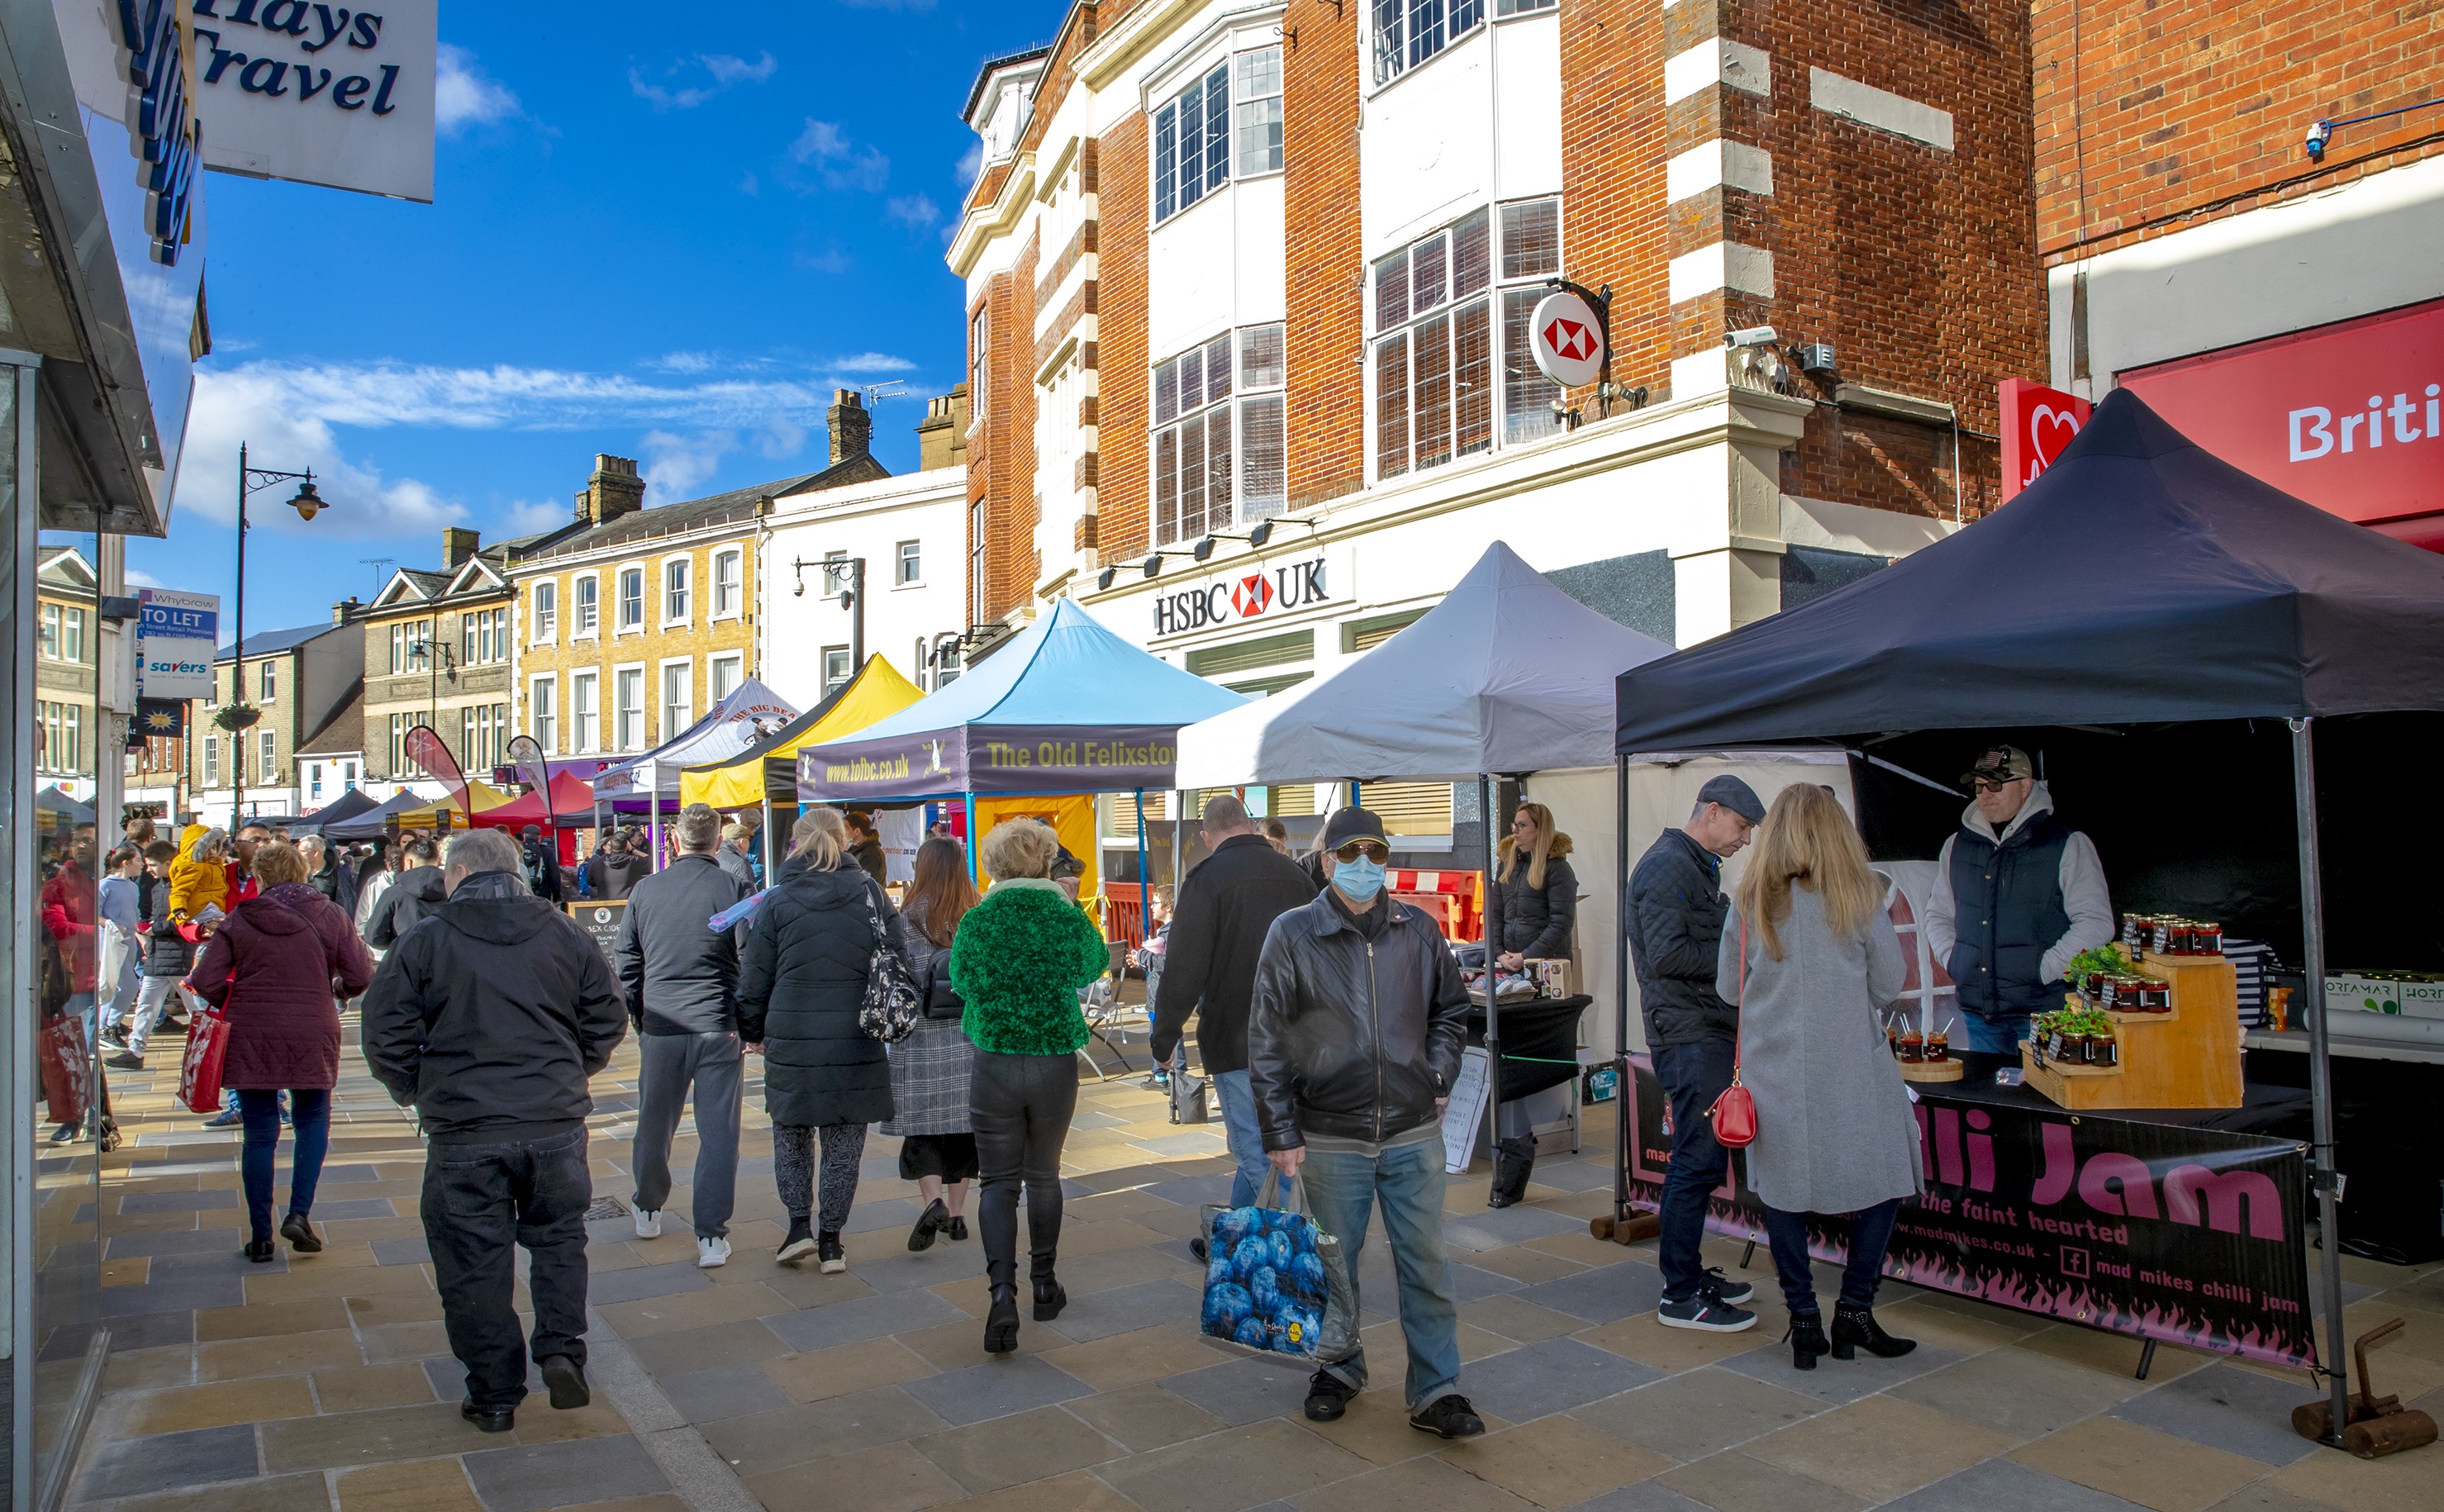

{"left": 179, "top": 1005, "right": 231, "bottom": 1115}
{"left": 1706, "top": 920, "right": 1757, "bottom": 1148}
{"left": 40, "top": 1014, "right": 93, "bottom": 1127}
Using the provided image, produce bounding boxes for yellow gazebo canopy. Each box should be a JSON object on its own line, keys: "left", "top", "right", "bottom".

{"left": 396, "top": 777, "right": 514, "bottom": 828}
{"left": 680, "top": 655, "right": 926, "bottom": 811}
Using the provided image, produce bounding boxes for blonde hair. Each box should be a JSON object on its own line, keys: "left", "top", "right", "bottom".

{"left": 250, "top": 840, "right": 311, "bottom": 887}
{"left": 790, "top": 807, "right": 848, "bottom": 871}
{"left": 1730, "top": 783, "right": 1879, "bottom": 961}
{"left": 1499, "top": 801, "right": 1559, "bottom": 890}
{"left": 981, "top": 817, "right": 1059, "bottom": 882}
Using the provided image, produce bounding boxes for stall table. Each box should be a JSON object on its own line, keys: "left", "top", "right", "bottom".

{"left": 1620, "top": 1051, "right": 2316, "bottom": 1372}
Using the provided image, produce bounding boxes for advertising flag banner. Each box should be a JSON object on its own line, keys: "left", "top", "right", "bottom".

{"left": 1621, "top": 1059, "right": 2314, "bottom": 1366}
{"left": 136, "top": 588, "right": 219, "bottom": 700}
{"left": 403, "top": 724, "right": 470, "bottom": 823}
{"left": 504, "top": 735, "right": 554, "bottom": 829}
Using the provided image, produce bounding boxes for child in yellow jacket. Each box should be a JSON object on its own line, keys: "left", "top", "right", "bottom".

{"left": 167, "top": 824, "right": 231, "bottom": 925}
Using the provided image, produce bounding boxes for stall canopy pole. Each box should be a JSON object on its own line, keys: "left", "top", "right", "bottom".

{"left": 648, "top": 768, "right": 663, "bottom": 873}
{"left": 2292, "top": 716, "right": 2351, "bottom": 1445}
{"left": 1133, "top": 788, "right": 1151, "bottom": 953}
{"left": 1612, "top": 756, "right": 1633, "bottom": 1234}
{"left": 1479, "top": 773, "right": 1503, "bottom": 1185}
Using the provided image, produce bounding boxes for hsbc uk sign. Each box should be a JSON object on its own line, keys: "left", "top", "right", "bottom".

{"left": 1152, "top": 554, "right": 1343, "bottom": 636}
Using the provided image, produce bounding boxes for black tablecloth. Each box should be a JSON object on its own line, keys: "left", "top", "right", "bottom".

{"left": 1934, "top": 1051, "right": 2310, "bottom": 1138}
{"left": 1467, "top": 995, "right": 1592, "bottom": 1101}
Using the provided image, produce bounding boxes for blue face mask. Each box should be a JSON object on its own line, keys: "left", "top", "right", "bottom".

{"left": 1333, "top": 855, "right": 1386, "bottom": 903}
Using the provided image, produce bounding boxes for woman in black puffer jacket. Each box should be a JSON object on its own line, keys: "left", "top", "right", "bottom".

{"left": 1491, "top": 802, "right": 1578, "bottom": 972}
{"left": 739, "top": 807, "right": 901, "bottom": 1275}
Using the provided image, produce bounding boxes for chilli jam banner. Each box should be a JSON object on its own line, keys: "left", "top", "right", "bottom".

{"left": 800, "top": 724, "right": 1186, "bottom": 801}
{"left": 1621, "top": 1061, "right": 2313, "bottom": 1367}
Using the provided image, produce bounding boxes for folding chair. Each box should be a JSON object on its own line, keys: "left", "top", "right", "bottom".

{"left": 1076, "top": 947, "right": 1136, "bottom": 1082}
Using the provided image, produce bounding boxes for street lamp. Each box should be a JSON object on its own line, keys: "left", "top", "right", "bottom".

{"left": 218, "top": 443, "right": 333, "bottom": 827}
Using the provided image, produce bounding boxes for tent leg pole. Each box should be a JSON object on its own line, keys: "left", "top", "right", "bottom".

{"left": 1481, "top": 774, "right": 1502, "bottom": 1191}
{"left": 1134, "top": 788, "right": 1151, "bottom": 958}
{"left": 2293, "top": 716, "right": 2350, "bottom": 1447}
{"left": 963, "top": 795, "right": 977, "bottom": 882}
{"left": 1614, "top": 755, "right": 1633, "bottom": 1232}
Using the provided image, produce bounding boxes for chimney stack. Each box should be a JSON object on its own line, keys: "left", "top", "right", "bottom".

{"left": 828, "top": 389, "right": 872, "bottom": 467}
{"left": 576, "top": 454, "right": 645, "bottom": 526}
{"left": 333, "top": 597, "right": 362, "bottom": 625}
{"left": 440, "top": 526, "right": 481, "bottom": 568}
{"left": 916, "top": 384, "right": 971, "bottom": 472}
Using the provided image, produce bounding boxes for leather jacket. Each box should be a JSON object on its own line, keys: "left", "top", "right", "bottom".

{"left": 1248, "top": 892, "right": 1471, "bottom": 1151}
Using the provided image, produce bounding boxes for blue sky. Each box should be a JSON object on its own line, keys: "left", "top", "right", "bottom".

{"left": 123, "top": 1, "right": 1062, "bottom": 635}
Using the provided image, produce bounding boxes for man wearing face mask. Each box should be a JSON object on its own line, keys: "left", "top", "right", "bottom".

{"left": 1248, "top": 806, "right": 1481, "bottom": 1439}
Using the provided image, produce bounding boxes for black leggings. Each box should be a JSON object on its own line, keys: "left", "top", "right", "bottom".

{"left": 970, "top": 1051, "right": 1077, "bottom": 1290}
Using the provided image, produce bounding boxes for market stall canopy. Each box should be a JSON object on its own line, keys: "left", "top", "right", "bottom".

{"left": 395, "top": 780, "right": 515, "bottom": 830}
{"left": 681, "top": 655, "right": 925, "bottom": 811}
{"left": 289, "top": 789, "right": 381, "bottom": 834}
{"left": 36, "top": 785, "right": 93, "bottom": 821}
{"left": 798, "top": 597, "right": 1247, "bottom": 801}
{"left": 321, "top": 788, "right": 441, "bottom": 840}
{"left": 474, "top": 772, "right": 598, "bottom": 830}
{"left": 594, "top": 678, "right": 799, "bottom": 801}
{"left": 1614, "top": 388, "right": 2444, "bottom": 753}
{"left": 1177, "top": 540, "right": 1674, "bottom": 787}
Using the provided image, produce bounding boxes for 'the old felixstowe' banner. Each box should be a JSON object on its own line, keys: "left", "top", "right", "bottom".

{"left": 800, "top": 724, "right": 1186, "bottom": 801}
{"left": 1622, "top": 1061, "right": 2313, "bottom": 1366}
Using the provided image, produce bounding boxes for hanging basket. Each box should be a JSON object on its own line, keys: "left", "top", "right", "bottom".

{"left": 212, "top": 704, "right": 261, "bottom": 732}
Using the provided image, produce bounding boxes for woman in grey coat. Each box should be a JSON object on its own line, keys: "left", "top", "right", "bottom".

{"left": 1717, "top": 782, "right": 1919, "bottom": 1371}
{"left": 885, "top": 837, "right": 981, "bottom": 1252}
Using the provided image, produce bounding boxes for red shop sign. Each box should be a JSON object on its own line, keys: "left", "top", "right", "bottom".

{"left": 1999, "top": 379, "right": 2092, "bottom": 502}
{"left": 2118, "top": 297, "right": 2444, "bottom": 551}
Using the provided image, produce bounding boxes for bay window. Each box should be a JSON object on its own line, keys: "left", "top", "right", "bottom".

{"left": 1372, "top": 197, "right": 1564, "bottom": 482}
{"left": 1155, "top": 46, "right": 1282, "bottom": 224}
{"left": 1153, "top": 322, "right": 1287, "bottom": 547}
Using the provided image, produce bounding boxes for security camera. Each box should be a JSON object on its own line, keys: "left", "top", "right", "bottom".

{"left": 1724, "top": 326, "right": 1781, "bottom": 349}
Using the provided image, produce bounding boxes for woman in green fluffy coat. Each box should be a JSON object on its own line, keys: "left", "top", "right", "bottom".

{"left": 948, "top": 818, "right": 1112, "bottom": 1353}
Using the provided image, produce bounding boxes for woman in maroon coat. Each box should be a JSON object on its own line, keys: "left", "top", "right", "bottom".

{"left": 193, "top": 841, "right": 376, "bottom": 1261}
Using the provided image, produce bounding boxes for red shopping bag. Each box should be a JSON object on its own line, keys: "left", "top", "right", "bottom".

{"left": 39, "top": 1014, "right": 92, "bottom": 1127}
{"left": 179, "top": 1007, "right": 231, "bottom": 1115}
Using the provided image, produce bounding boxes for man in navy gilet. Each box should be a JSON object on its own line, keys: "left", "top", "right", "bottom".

{"left": 1923, "top": 746, "right": 2114, "bottom": 1054}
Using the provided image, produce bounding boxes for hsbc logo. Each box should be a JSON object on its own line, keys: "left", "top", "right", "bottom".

{"left": 1542, "top": 317, "right": 1597, "bottom": 364}
{"left": 1154, "top": 556, "right": 1333, "bottom": 635}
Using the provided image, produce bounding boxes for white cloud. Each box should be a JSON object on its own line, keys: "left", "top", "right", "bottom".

{"left": 757, "top": 415, "right": 808, "bottom": 460}
{"left": 125, "top": 564, "right": 167, "bottom": 588}
{"left": 830, "top": 353, "right": 917, "bottom": 373}
{"left": 436, "top": 45, "right": 520, "bottom": 136}
{"left": 738, "top": 171, "right": 759, "bottom": 196}
{"left": 498, "top": 499, "right": 571, "bottom": 536}
{"left": 172, "top": 368, "right": 468, "bottom": 542}
{"left": 795, "top": 246, "right": 853, "bottom": 274}
{"left": 654, "top": 351, "right": 718, "bottom": 374}
{"left": 787, "top": 118, "right": 890, "bottom": 193}
{"left": 886, "top": 193, "right": 940, "bottom": 228}
{"left": 956, "top": 140, "right": 982, "bottom": 187}
{"left": 640, "top": 430, "right": 736, "bottom": 501}
{"left": 632, "top": 51, "right": 778, "bottom": 110}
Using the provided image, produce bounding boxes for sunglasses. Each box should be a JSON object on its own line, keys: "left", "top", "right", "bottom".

{"left": 1970, "top": 777, "right": 2021, "bottom": 794}
{"left": 1332, "top": 840, "right": 1391, "bottom": 864}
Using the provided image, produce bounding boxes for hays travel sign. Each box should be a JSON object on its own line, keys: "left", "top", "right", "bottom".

{"left": 189, "top": 0, "right": 436, "bottom": 202}
{"left": 1149, "top": 551, "right": 1348, "bottom": 637}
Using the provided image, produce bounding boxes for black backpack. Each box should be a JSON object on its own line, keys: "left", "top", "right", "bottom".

{"left": 920, "top": 951, "right": 966, "bottom": 1020}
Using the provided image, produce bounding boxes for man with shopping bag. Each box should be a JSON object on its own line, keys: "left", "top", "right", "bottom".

{"left": 1247, "top": 806, "right": 1482, "bottom": 1438}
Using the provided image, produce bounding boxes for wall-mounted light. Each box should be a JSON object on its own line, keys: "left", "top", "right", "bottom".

{"left": 1191, "top": 520, "right": 1280, "bottom": 560}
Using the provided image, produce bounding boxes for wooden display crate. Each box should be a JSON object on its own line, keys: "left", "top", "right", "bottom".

{"left": 2021, "top": 954, "right": 2242, "bottom": 1110}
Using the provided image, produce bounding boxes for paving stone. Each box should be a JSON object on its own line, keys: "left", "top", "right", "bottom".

{"left": 1040, "top": 1276, "right": 1205, "bottom": 1342}
{"left": 105, "top": 1228, "right": 259, "bottom": 1259}
{"left": 745, "top": 1440, "right": 966, "bottom": 1512}
{"left": 1040, "top": 1324, "right": 1229, "bottom": 1390}
{"left": 463, "top": 1434, "right": 669, "bottom": 1512}
{"left": 97, "top": 1471, "right": 336, "bottom": 1512}
{"left": 761, "top": 1335, "right": 937, "bottom": 1403}
{"left": 1883, "top": 1458, "right": 2151, "bottom": 1511}
{"left": 1515, "top": 1261, "right": 1666, "bottom": 1324}
{"left": 1161, "top": 1349, "right": 1322, "bottom": 1426}
{"left": 1572, "top": 1366, "right": 1829, "bottom": 1462}
{"left": 1652, "top": 1449, "right": 1869, "bottom": 1512}
{"left": 1562, "top": 1485, "right": 1715, "bottom": 1512}
{"left": 914, "top": 1401, "right": 1123, "bottom": 1493}
{"left": 1437, "top": 1412, "right": 1676, "bottom": 1509}
{"left": 655, "top": 1362, "right": 792, "bottom": 1423}
{"left": 2109, "top": 1362, "right": 2323, "bottom": 1467}
{"left": 763, "top": 1285, "right": 966, "bottom": 1352}
{"left": 1742, "top": 1391, "right": 2021, "bottom": 1503}
{"left": 1099, "top": 1416, "right": 1375, "bottom": 1512}
{"left": 698, "top": 1386, "right": 950, "bottom": 1477}
{"left": 1888, "top": 1344, "right": 2148, "bottom": 1438}
{"left": 258, "top": 1400, "right": 493, "bottom": 1472}
{"left": 1460, "top": 1336, "right": 1666, "bottom": 1424}
{"left": 1061, "top": 1382, "right": 1229, "bottom": 1451}
{"left": 100, "top": 1275, "right": 247, "bottom": 1319}
{"left": 1443, "top": 1205, "right": 1591, "bottom": 1252}
{"left": 587, "top": 1259, "right": 716, "bottom": 1305}
{"left": 120, "top": 1188, "right": 242, "bottom": 1214}
{"left": 839, "top": 1196, "right": 924, "bottom": 1236}
{"left": 2009, "top": 1415, "right": 2271, "bottom": 1511}
{"left": 121, "top": 1376, "right": 319, "bottom": 1436}
{"left": 1292, "top": 1453, "right": 1540, "bottom": 1512}
{"left": 332, "top": 1455, "right": 484, "bottom": 1512}
{"left": 77, "top": 1424, "right": 261, "bottom": 1500}
{"left": 369, "top": 1235, "right": 432, "bottom": 1265}
{"left": 899, "top": 1353, "right": 1095, "bottom": 1426}
{"left": 1720, "top": 1336, "right": 1963, "bottom": 1407}
{"left": 307, "top": 1198, "right": 399, "bottom": 1221}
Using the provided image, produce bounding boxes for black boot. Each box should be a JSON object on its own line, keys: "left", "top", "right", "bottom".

{"left": 984, "top": 1283, "right": 1021, "bottom": 1353}
{"left": 816, "top": 1230, "right": 845, "bottom": 1275}
{"left": 1031, "top": 1266, "right": 1067, "bottom": 1321}
{"left": 907, "top": 1199, "right": 949, "bottom": 1253}
{"left": 1785, "top": 1314, "right": 1828, "bottom": 1371}
{"left": 1489, "top": 1136, "right": 1537, "bottom": 1209}
{"left": 1832, "top": 1303, "right": 1917, "bottom": 1360}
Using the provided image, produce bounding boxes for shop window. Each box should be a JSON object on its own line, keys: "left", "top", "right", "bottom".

{"left": 1372, "top": 0, "right": 1486, "bottom": 88}
{"left": 1372, "top": 197, "right": 1564, "bottom": 481}
{"left": 1153, "top": 323, "right": 1289, "bottom": 547}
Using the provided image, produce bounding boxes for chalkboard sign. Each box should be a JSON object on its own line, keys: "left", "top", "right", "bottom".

{"left": 568, "top": 901, "right": 625, "bottom": 966}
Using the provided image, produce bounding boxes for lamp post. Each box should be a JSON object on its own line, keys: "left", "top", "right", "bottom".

{"left": 221, "top": 443, "right": 330, "bottom": 827}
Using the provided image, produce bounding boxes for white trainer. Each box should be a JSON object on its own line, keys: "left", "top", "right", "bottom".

{"left": 697, "top": 1236, "right": 731, "bottom": 1269}
{"left": 633, "top": 1209, "right": 662, "bottom": 1239}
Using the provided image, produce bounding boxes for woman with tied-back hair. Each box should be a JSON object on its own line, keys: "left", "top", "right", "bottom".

{"left": 1717, "top": 782, "right": 1919, "bottom": 1372}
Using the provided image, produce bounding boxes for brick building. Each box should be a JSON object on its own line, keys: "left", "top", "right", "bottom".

{"left": 950, "top": 0, "right": 2043, "bottom": 841}
{"left": 193, "top": 607, "right": 366, "bottom": 827}
{"left": 359, "top": 528, "right": 523, "bottom": 796}
{"left": 2033, "top": 0, "right": 2444, "bottom": 549}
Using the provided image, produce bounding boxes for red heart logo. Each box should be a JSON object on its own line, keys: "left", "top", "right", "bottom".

{"left": 2030, "top": 405, "right": 2082, "bottom": 469}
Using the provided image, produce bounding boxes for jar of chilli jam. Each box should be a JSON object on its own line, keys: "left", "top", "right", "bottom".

{"left": 2137, "top": 977, "right": 2171, "bottom": 1012}
{"left": 2189, "top": 921, "right": 2223, "bottom": 954}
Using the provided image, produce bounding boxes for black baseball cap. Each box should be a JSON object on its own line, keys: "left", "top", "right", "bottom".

{"left": 1321, "top": 806, "right": 1388, "bottom": 850}
{"left": 1696, "top": 775, "right": 1766, "bottom": 824}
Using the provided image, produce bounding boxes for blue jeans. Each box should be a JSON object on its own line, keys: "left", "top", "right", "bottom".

{"left": 1652, "top": 1039, "right": 1737, "bottom": 1302}
{"left": 1761, "top": 1196, "right": 1906, "bottom": 1317}
{"left": 240, "top": 1088, "right": 332, "bottom": 1243}
{"left": 1300, "top": 1139, "right": 1462, "bottom": 1410}
{"left": 1964, "top": 1013, "right": 2030, "bottom": 1054}
{"left": 1212, "top": 1069, "right": 1267, "bottom": 1209}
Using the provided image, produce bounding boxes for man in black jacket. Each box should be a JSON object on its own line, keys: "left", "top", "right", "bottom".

{"left": 617, "top": 803, "right": 750, "bottom": 1268}
{"left": 1248, "top": 807, "right": 1482, "bottom": 1441}
{"left": 361, "top": 828, "right": 626, "bottom": 1434}
{"left": 520, "top": 825, "right": 566, "bottom": 905}
{"left": 1152, "top": 794, "right": 1315, "bottom": 1212}
{"left": 364, "top": 835, "right": 445, "bottom": 949}
{"left": 1625, "top": 773, "right": 1766, "bottom": 1334}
